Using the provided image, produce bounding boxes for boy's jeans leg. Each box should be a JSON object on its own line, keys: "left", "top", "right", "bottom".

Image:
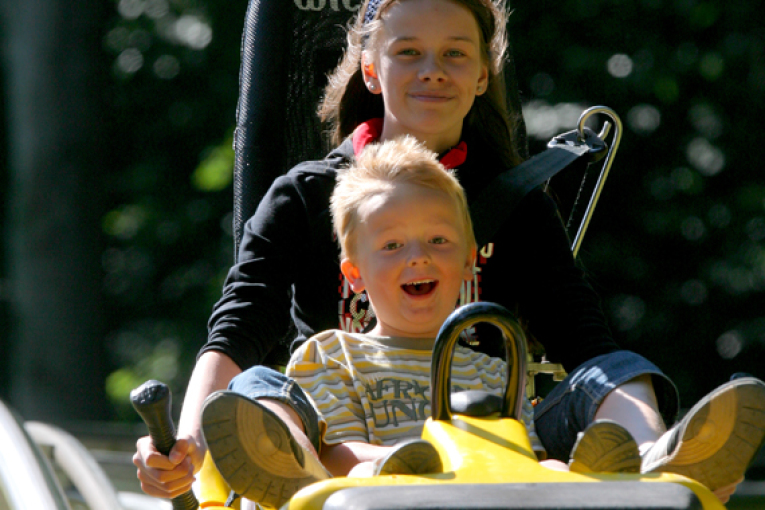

{"left": 533, "top": 350, "right": 679, "bottom": 461}
{"left": 227, "top": 365, "right": 322, "bottom": 453}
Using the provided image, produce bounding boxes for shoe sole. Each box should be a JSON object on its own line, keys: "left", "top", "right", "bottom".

{"left": 569, "top": 420, "right": 641, "bottom": 473}
{"left": 202, "top": 392, "right": 325, "bottom": 508}
{"left": 648, "top": 378, "right": 765, "bottom": 490}
{"left": 375, "top": 440, "right": 443, "bottom": 476}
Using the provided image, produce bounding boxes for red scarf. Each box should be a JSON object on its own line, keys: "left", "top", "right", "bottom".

{"left": 351, "top": 119, "right": 467, "bottom": 169}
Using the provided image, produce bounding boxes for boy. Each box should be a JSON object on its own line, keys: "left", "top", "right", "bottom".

{"left": 201, "top": 136, "right": 577, "bottom": 508}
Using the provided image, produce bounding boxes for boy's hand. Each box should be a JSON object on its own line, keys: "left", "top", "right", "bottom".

{"left": 133, "top": 435, "right": 204, "bottom": 499}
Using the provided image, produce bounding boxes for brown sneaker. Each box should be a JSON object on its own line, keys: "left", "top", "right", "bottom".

{"left": 202, "top": 391, "right": 330, "bottom": 509}
{"left": 640, "top": 377, "right": 765, "bottom": 491}
{"left": 373, "top": 439, "right": 443, "bottom": 476}
{"left": 569, "top": 419, "right": 641, "bottom": 473}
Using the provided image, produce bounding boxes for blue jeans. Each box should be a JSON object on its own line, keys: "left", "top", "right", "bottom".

{"left": 228, "top": 365, "right": 323, "bottom": 453}
{"left": 229, "top": 350, "right": 679, "bottom": 461}
{"left": 533, "top": 350, "right": 679, "bottom": 461}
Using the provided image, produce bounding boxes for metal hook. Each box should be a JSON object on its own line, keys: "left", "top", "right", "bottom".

{"left": 571, "top": 106, "right": 623, "bottom": 258}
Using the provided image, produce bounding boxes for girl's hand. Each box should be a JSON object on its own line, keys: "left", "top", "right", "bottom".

{"left": 133, "top": 435, "right": 204, "bottom": 499}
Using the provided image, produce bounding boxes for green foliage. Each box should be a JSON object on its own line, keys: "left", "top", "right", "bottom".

{"left": 511, "top": 0, "right": 765, "bottom": 401}
{"left": 100, "top": 0, "right": 246, "bottom": 417}
{"left": 192, "top": 132, "right": 234, "bottom": 192}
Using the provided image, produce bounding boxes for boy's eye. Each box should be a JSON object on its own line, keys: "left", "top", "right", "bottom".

{"left": 430, "top": 237, "right": 448, "bottom": 245}
{"left": 383, "top": 242, "right": 402, "bottom": 250}
{"left": 445, "top": 49, "right": 465, "bottom": 57}
{"left": 397, "top": 48, "right": 419, "bottom": 56}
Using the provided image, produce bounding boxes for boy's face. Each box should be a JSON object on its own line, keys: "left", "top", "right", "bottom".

{"left": 341, "top": 181, "right": 475, "bottom": 338}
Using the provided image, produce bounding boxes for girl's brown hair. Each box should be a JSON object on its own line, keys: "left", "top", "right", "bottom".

{"left": 318, "top": 0, "right": 523, "bottom": 169}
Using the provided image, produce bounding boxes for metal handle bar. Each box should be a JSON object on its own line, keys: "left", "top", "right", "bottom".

{"left": 131, "top": 380, "right": 199, "bottom": 510}
{"left": 431, "top": 302, "right": 528, "bottom": 421}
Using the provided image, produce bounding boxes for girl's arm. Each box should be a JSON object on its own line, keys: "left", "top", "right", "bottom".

{"left": 204, "top": 173, "right": 310, "bottom": 368}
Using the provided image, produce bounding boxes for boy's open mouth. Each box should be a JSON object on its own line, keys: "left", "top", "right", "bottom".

{"left": 401, "top": 279, "right": 437, "bottom": 296}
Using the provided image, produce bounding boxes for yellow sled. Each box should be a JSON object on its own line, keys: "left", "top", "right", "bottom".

{"left": 134, "top": 302, "right": 724, "bottom": 510}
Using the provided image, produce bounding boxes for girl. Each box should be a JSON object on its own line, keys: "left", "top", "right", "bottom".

{"left": 134, "top": 0, "right": 760, "bottom": 505}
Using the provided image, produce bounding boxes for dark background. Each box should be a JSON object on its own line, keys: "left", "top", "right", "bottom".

{"left": 1, "top": 0, "right": 763, "bottom": 439}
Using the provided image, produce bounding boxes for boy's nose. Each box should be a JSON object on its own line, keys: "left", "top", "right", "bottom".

{"left": 407, "top": 243, "right": 431, "bottom": 266}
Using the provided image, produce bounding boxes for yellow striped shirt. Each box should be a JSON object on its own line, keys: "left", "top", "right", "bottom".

{"left": 286, "top": 330, "right": 544, "bottom": 454}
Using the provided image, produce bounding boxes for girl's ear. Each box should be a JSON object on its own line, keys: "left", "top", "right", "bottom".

{"left": 463, "top": 247, "right": 477, "bottom": 281}
{"left": 341, "top": 258, "right": 366, "bottom": 293}
{"left": 475, "top": 65, "right": 489, "bottom": 96}
{"left": 361, "top": 53, "right": 382, "bottom": 95}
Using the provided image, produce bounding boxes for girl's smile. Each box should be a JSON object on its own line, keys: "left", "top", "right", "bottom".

{"left": 363, "top": 0, "right": 489, "bottom": 154}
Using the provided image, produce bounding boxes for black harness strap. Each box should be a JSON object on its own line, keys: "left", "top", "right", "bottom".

{"left": 471, "top": 127, "right": 606, "bottom": 248}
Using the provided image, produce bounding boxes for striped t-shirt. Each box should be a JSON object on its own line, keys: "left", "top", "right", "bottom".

{"left": 286, "top": 329, "right": 544, "bottom": 454}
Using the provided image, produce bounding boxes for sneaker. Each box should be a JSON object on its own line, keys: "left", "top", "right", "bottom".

{"left": 641, "top": 377, "right": 765, "bottom": 491}
{"left": 569, "top": 420, "right": 641, "bottom": 473}
{"left": 373, "top": 439, "right": 443, "bottom": 476}
{"left": 202, "top": 391, "right": 330, "bottom": 509}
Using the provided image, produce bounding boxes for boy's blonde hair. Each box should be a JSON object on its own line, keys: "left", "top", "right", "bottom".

{"left": 331, "top": 136, "right": 476, "bottom": 260}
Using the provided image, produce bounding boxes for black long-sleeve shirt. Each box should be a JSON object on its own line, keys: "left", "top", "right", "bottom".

{"left": 202, "top": 137, "right": 620, "bottom": 371}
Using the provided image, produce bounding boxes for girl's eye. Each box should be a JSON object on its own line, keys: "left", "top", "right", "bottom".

{"left": 383, "top": 242, "right": 402, "bottom": 250}
{"left": 445, "top": 49, "right": 465, "bottom": 57}
{"left": 430, "top": 237, "right": 448, "bottom": 245}
{"left": 397, "top": 48, "right": 419, "bottom": 56}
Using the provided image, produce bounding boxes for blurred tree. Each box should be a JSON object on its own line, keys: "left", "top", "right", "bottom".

{"left": 100, "top": 0, "right": 246, "bottom": 420}
{"left": 0, "top": 0, "right": 111, "bottom": 420}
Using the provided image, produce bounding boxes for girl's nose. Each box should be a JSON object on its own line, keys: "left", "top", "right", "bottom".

{"left": 418, "top": 54, "right": 446, "bottom": 83}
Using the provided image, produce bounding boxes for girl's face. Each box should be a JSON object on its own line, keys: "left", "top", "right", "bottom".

{"left": 365, "top": 0, "right": 489, "bottom": 154}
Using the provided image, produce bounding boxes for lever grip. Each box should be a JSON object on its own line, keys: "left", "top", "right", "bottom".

{"left": 131, "top": 380, "right": 199, "bottom": 510}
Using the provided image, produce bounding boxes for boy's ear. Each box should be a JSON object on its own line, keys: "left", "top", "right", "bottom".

{"left": 463, "top": 247, "right": 477, "bottom": 281}
{"left": 341, "top": 258, "right": 366, "bottom": 293}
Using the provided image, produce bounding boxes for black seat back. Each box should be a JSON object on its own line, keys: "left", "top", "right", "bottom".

{"left": 232, "top": 0, "right": 528, "bottom": 260}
